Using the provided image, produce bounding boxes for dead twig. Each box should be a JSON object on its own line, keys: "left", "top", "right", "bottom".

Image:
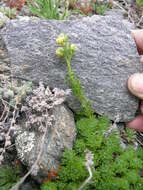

{"left": 0, "top": 100, "right": 18, "bottom": 164}
{"left": 104, "top": 114, "right": 119, "bottom": 137}
{"left": 78, "top": 149, "right": 94, "bottom": 190}
{"left": 112, "top": 0, "right": 127, "bottom": 12}
{"left": 137, "top": 11, "right": 143, "bottom": 26}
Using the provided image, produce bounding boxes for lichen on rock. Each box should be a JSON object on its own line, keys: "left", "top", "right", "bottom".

{"left": 15, "top": 83, "right": 76, "bottom": 182}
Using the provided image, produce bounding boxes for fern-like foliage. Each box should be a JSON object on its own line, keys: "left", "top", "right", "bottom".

{"left": 41, "top": 182, "right": 57, "bottom": 190}
{"left": 41, "top": 117, "right": 143, "bottom": 190}
{"left": 66, "top": 71, "right": 94, "bottom": 118}
{"left": 0, "top": 165, "right": 21, "bottom": 190}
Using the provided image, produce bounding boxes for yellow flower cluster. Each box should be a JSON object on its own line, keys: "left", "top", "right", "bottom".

{"left": 56, "top": 33, "right": 77, "bottom": 58}
{"left": 56, "top": 47, "right": 64, "bottom": 58}
{"left": 56, "top": 33, "right": 68, "bottom": 46}
{"left": 70, "top": 44, "right": 77, "bottom": 52}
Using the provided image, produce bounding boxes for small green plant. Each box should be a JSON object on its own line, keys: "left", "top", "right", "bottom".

{"left": 94, "top": 3, "right": 109, "bottom": 15}
{"left": 0, "top": 165, "right": 21, "bottom": 190}
{"left": 136, "top": 0, "right": 143, "bottom": 8}
{"left": 41, "top": 182, "right": 58, "bottom": 190}
{"left": 0, "top": 7, "right": 17, "bottom": 19}
{"left": 123, "top": 127, "right": 136, "bottom": 144}
{"left": 0, "top": 81, "right": 33, "bottom": 107}
{"left": 56, "top": 33, "right": 93, "bottom": 118}
{"left": 93, "top": 0, "right": 111, "bottom": 16}
{"left": 27, "top": 0, "right": 68, "bottom": 20}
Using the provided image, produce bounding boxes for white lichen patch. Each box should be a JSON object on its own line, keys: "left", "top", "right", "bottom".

{"left": 16, "top": 131, "right": 35, "bottom": 162}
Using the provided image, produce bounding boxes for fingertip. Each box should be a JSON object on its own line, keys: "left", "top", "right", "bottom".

{"left": 131, "top": 30, "right": 143, "bottom": 55}
{"left": 127, "top": 73, "right": 143, "bottom": 99}
{"left": 127, "top": 115, "right": 143, "bottom": 131}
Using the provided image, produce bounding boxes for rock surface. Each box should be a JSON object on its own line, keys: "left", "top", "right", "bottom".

{"left": 0, "top": 15, "right": 142, "bottom": 121}
{"left": 15, "top": 104, "right": 76, "bottom": 182}
{"left": 20, "top": 183, "right": 33, "bottom": 190}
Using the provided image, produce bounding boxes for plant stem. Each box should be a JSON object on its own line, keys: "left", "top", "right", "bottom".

{"left": 66, "top": 58, "right": 72, "bottom": 75}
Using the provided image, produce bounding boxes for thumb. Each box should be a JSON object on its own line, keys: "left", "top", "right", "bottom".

{"left": 128, "top": 73, "right": 143, "bottom": 99}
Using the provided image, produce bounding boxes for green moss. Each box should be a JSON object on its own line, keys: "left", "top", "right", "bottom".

{"left": 94, "top": 3, "right": 109, "bottom": 15}
{"left": 0, "top": 165, "right": 21, "bottom": 190}
{"left": 136, "top": 0, "right": 143, "bottom": 8}
{"left": 123, "top": 127, "right": 136, "bottom": 144}
{"left": 40, "top": 182, "right": 57, "bottom": 190}
{"left": 41, "top": 117, "right": 143, "bottom": 190}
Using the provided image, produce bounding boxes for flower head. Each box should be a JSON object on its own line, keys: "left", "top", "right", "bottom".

{"left": 70, "top": 44, "right": 77, "bottom": 53}
{"left": 56, "top": 47, "right": 64, "bottom": 58}
{"left": 56, "top": 33, "right": 68, "bottom": 46}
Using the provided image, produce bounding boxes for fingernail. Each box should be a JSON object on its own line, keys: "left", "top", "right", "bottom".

{"left": 127, "top": 115, "right": 143, "bottom": 131}
{"left": 128, "top": 73, "right": 143, "bottom": 99}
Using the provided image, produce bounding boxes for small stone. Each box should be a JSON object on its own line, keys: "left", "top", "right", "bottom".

{"left": 0, "top": 64, "right": 10, "bottom": 72}
{"left": 0, "top": 135, "right": 4, "bottom": 141}
{"left": 3, "top": 65, "right": 10, "bottom": 71}
{"left": 15, "top": 104, "right": 76, "bottom": 182}
{"left": 0, "top": 148, "right": 3, "bottom": 153}
{"left": 3, "top": 89, "right": 14, "bottom": 99}
{"left": 3, "top": 58, "right": 10, "bottom": 64}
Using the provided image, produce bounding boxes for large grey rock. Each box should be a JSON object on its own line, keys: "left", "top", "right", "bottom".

{"left": 0, "top": 15, "right": 142, "bottom": 121}
{"left": 15, "top": 104, "right": 76, "bottom": 182}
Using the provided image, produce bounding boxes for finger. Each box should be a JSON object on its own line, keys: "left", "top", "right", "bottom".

{"left": 131, "top": 30, "right": 143, "bottom": 55}
{"left": 140, "top": 101, "right": 143, "bottom": 113}
{"left": 128, "top": 73, "right": 143, "bottom": 99}
{"left": 140, "top": 55, "right": 143, "bottom": 63}
{"left": 127, "top": 115, "right": 143, "bottom": 131}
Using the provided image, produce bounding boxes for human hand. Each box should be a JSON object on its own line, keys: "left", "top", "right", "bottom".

{"left": 127, "top": 30, "right": 143, "bottom": 131}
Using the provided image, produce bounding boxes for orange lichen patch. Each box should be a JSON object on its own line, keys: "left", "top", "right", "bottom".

{"left": 48, "top": 170, "right": 58, "bottom": 181}
{"left": 43, "top": 165, "right": 61, "bottom": 183}
{"left": 7, "top": 0, "right": 26, "bottom": 10}
{"left": 43, "top": 170, "right": 58, "bottom": 183}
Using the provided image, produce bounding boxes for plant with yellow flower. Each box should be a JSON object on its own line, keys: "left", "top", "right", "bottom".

{"left": 56, "top": 33, "right": 93, "bottom": 118}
